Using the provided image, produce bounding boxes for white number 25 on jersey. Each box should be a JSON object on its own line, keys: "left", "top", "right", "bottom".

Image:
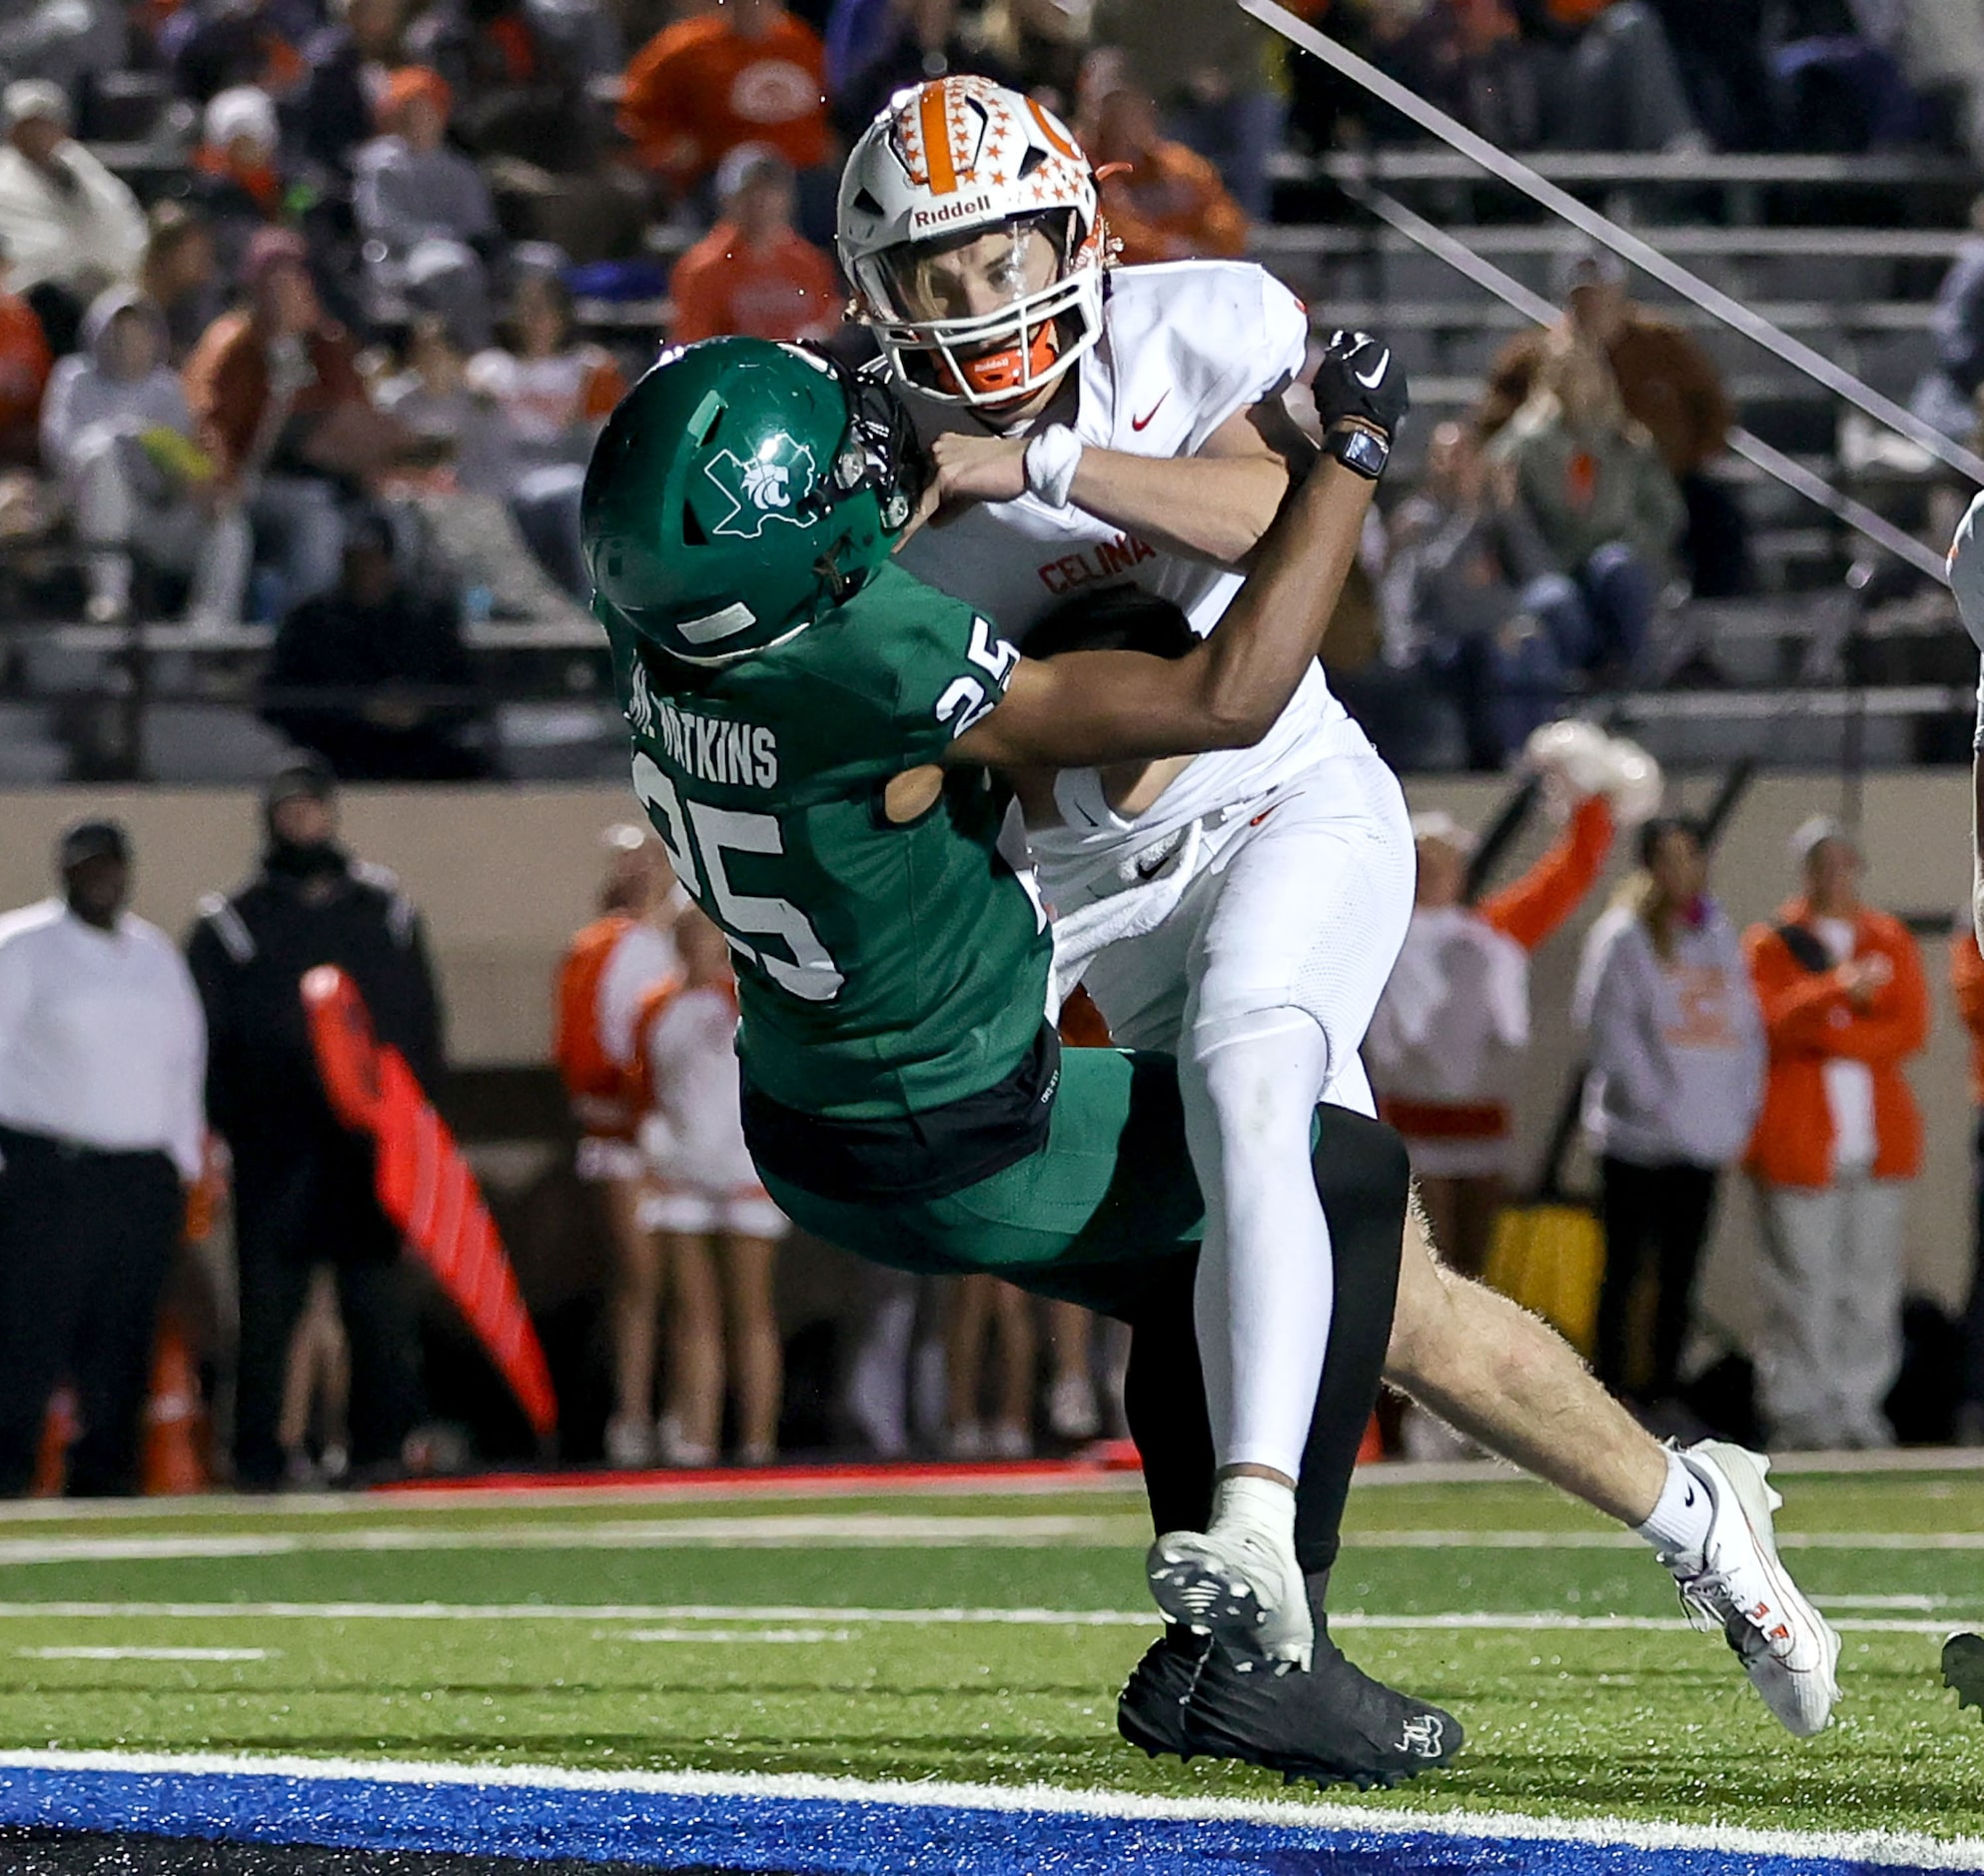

{"left": 631, "top": 753, "right": 845, "bottom": 1004}
{"left": 934, "top": 617, "right": 1021, "bottom": 740}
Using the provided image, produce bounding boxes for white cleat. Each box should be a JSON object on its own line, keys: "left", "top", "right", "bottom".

{"left": 1146, "top": 1525, "right": 1314, "bottom": 1674}
{"left": 1662, "top": 1440, "right": 1842, "bottom": 1737}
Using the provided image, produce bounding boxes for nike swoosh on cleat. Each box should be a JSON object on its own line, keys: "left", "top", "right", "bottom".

{"left": 1354, "top": 350, "right": 1391, "bottom": 389}
{"left": 1131, "top": 392, "right": 1170, "bottom": 431}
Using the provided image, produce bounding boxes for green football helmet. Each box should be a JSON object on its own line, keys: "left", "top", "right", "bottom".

{"left": 582, "top": 337, "right": 926, "bottom": 668}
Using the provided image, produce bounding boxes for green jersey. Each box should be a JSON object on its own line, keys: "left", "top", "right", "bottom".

{"left": 606, "top": 561, "right": 1049, "bottom": 1120}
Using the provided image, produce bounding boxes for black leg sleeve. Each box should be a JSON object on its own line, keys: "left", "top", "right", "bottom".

{"left": 1121, "top": 1251, "right": 1216, "bottom": 1540}
{"left": 1295, "top": 1107, "right": 1410, "bottom": 1577}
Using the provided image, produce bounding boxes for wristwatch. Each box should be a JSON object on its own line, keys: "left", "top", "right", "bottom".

{"left": 1323, "top": 423, "right": 1390, "bottom": 481}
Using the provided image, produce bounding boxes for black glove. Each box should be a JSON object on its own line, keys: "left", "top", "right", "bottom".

{"left": 1312, "top": 329, "right": 1409, "bottom": 441}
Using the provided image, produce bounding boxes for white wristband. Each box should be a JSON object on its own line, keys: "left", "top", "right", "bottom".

{"left": 1023, "top": 424, "right": 1083, "bottom": 508}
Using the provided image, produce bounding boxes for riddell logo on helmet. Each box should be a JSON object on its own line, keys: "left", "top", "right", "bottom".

{"left": 909, "top": 193, "right": 994, "bottom": 234}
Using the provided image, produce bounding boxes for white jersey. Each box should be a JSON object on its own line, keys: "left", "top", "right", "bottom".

{"left": 638, "top": 981, "right": 760, "bottom": 1197}
{"left": 895, "top": 260, "right": 1370, "bottom": 876}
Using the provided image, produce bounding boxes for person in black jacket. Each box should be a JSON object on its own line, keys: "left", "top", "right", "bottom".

{"left": 186, "top": 758, "right": 442, "bottom": 1488}
{"left": 261, "top": 508, "right": 492, "bottom": 783}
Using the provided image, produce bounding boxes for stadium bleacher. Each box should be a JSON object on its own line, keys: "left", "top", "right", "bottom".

{"left": 0, "top": 34, "right": 1975, "bottom": 784}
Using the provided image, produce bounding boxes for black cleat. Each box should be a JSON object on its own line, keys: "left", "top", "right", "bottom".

{"left": 1117, "top": 1575, "right": 1462, "bottom": 1789}
{"left": 1186, "top": 1618, "right": 1463, "bottom": 1790}
{"left": 1117, "top": 1622, "right": 1213, "bottom": 1761}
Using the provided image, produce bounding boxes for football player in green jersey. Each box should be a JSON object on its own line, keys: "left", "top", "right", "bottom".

{"left": 581, "top": 332, "right": 1459, "bottom": 1788}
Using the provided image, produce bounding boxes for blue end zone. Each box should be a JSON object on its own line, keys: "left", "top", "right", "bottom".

{"left": 0, "top": 1764, "right": 1968, "bottom": 1876}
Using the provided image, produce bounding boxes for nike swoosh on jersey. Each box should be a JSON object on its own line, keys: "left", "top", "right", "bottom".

{"left": 1130, "top": 391, "right": 1170, "bottom": 432}
{"left": 1354, "top": 350, "right": 1392, "bottom": 389}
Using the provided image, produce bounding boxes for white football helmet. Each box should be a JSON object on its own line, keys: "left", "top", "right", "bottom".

{"left": 837, "top": 75, "right": 1107, "bottom": 411}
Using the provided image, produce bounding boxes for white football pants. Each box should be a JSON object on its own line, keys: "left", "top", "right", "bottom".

{"left": 1075, "top": 745, "right": 1415, "bottom": 1479}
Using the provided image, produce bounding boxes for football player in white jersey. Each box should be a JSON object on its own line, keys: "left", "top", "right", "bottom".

{"left": 838, "top": 73, "right": 1841, "bottom": 1745}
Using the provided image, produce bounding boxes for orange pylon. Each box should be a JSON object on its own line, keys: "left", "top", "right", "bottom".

{"left": 142, "top": 1321, "right": 209, "bottom": 1496}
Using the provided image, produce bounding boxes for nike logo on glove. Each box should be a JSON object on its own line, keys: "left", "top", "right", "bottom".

{"left": 1354, "top": 349, "right": 1392, "bottom": 389}
{"left": 1131, "top": 391, "right": 1169, "bottom": 432}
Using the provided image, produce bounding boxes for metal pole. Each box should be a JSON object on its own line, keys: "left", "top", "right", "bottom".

{"left": 1343, "top": 177, "right": 1954, "bottom": 585}
{"left": 1242, "top": 0, "right": 1984, "bottom": 491}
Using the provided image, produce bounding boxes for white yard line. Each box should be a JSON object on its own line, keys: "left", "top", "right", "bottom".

{"left": 1825, "top": 1593, "right": 1963, "bottom": 1609}
{"left": 0, "top": 1746, "right": 1977, "bottom": 1869}
{"left": 0, "top": 1600, "right": 1960, "bottom": 1635}
{"left": 14, "top": 1646, "right": 273, "bottom": 1662}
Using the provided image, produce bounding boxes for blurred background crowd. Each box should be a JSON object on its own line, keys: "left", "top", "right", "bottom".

{"left": 4, "top": 0, "right": 1984, "bottom": 1491}
{"left": 0, "top": 0, "right": 1980, "bottom": 779}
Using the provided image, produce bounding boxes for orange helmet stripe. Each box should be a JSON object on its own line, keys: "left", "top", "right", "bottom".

{"left": 1026, "top": 96, "right": 1080, "bottom": 163}
{"left": 920, "top": 83, "right": 959, "bottom": 196}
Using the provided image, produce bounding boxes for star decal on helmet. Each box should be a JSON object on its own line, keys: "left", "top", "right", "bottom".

{"left": 703, "top": 437, "right": 818, "bottom": 539}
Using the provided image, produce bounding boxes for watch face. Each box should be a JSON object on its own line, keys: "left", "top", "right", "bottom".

{"left": 1334, "top": 428, "right": 1388, "bottom": 478}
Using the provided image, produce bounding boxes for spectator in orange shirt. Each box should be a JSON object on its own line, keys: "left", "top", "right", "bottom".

{"left": 191, "top": 86, "right": 287, "bottom": 281}
{"left": 183, "top": 229, "right": 413, "bottom": 611}
{"left": 670, "top": 149, "right": 840, "bottom": 346}
{"left": 0, "top": 233, "right": 50, "bottom": 468}
{"left": 1079, "top": 81, "right": 1246, "bottom": 268}
{"left": 1743, "top": 819, "right": 1929, "bottom": 1450}
{"left": 620, "top": 0, "right": 833, "bottom": 236}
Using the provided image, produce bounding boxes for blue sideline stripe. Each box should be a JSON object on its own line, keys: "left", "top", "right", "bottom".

{"left": 0, "top": 1765, "right": 1961, "bottom": 1876}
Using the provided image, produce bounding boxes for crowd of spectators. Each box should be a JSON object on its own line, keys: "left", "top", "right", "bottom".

{"left": 1369, "top": 770, "right": 1948, "bottom": 1457}
{"left": 1339, "top": 0, "right": 1984, "bottom": 163}
{"left": 1357, "top": 243, "right": 1742, "bottom": 774}
{"left": 0, "top": 0, "right": 1969, "bottom": 790}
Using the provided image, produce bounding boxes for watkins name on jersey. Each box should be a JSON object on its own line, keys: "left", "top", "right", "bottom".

{"left": 628, "top": 660, "right": 779, "bottom": 789}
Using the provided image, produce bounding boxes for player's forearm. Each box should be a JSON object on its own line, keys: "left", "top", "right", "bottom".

{"left": 1185, "top": 452, "right": 1376, "bottom": 745}
{"left": 1066, "top": 446, "right": 1288, "bottom": 566}
{"left": 951, "top": 456, "right": 1373, "bottom": 772}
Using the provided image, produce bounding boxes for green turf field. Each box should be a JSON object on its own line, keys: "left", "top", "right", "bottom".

{"left": 0, "top": 1462, "right": 1978, "bottom": 1842}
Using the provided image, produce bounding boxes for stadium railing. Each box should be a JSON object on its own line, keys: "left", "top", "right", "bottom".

{"left": 1245, "top": 0, "right": 1980, "bottom": 771}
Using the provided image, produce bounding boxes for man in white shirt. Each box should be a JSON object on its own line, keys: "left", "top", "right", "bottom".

{"left": 0, "top": 82, "right": 146, "bottom": 353}
{"left": 0, "top": 818, "right": 205, "bottom": 1495}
